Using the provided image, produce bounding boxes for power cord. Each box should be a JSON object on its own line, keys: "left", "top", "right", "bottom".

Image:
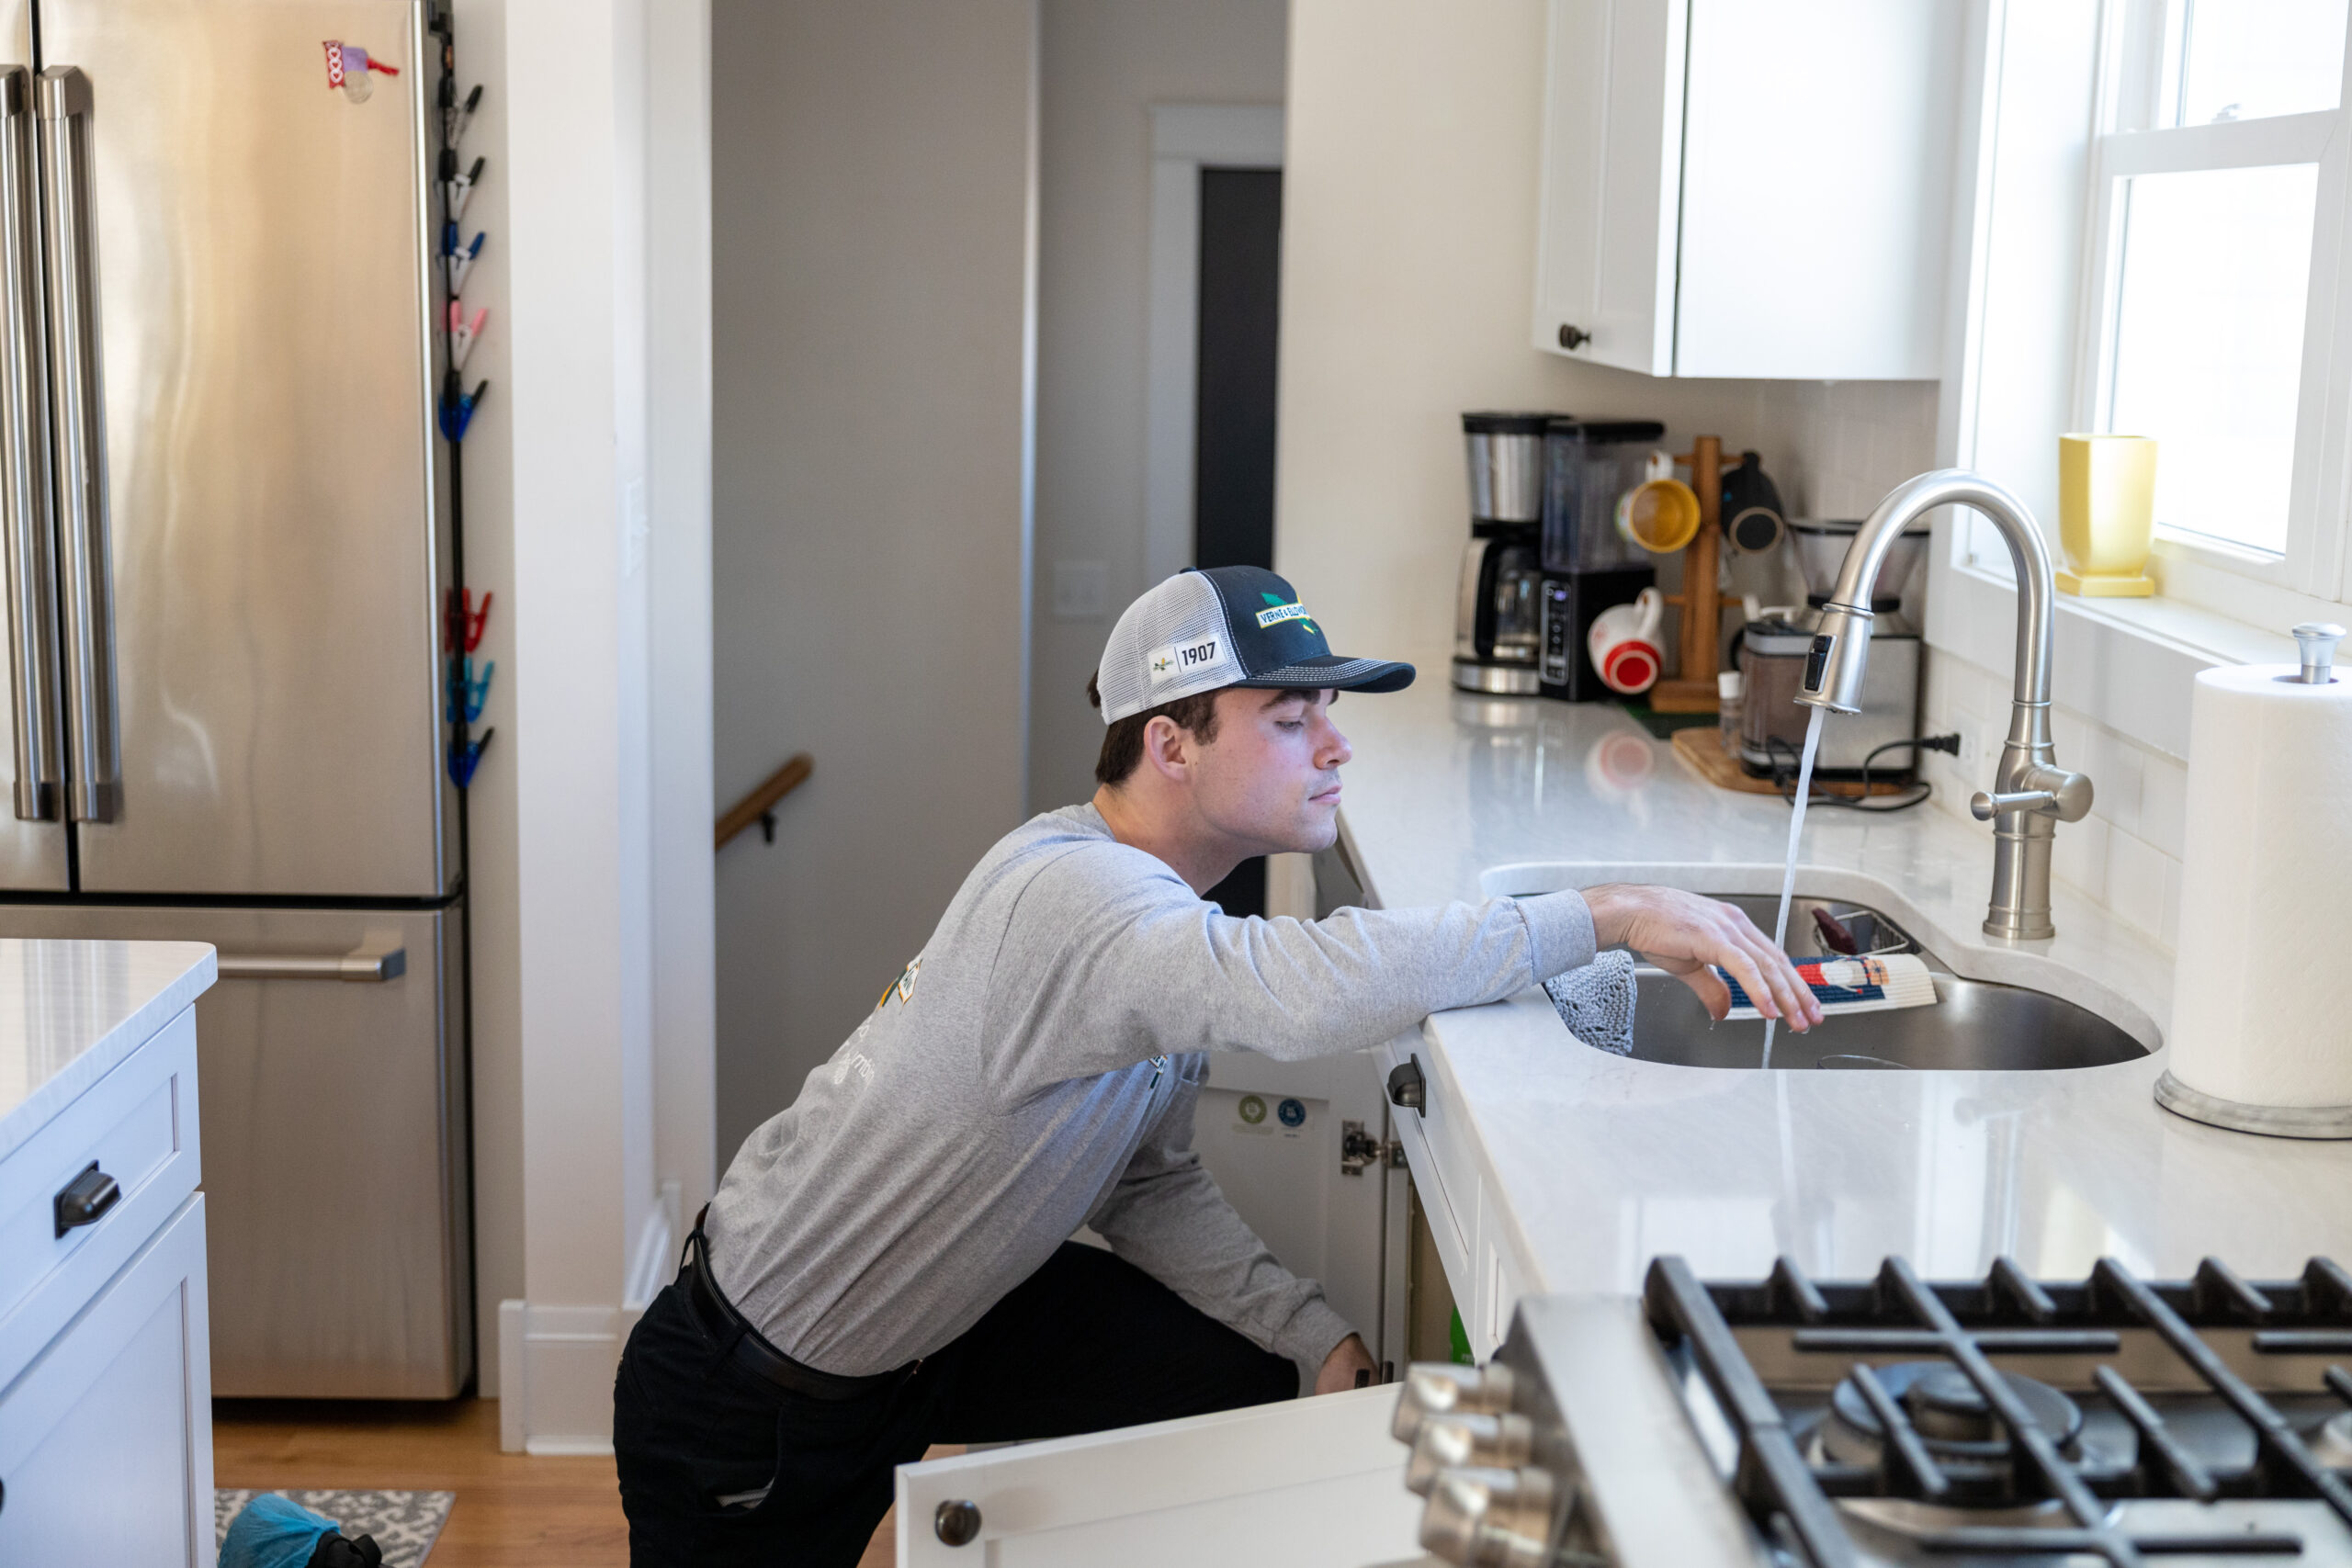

{"left": 1761, "top": 732, "right": 1960, "bottom": 813}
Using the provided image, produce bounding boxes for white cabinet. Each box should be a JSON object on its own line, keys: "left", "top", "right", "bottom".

{"left": 896, "top": 1383, "right": 1429, "bottom": 1567}
{"left": 0, "top": 963, "right": 215, "bottom": 1568}
{"left": 0, "top": 1195, "right": 213, "bottom": 1567}
{"left": 1533, "top": 0, "right": 1962, "bottom": 379}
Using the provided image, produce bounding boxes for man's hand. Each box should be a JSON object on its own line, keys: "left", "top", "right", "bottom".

{"left": 1315, "top": 1333, "right": 1378, "bottom": 1395}
{"left": 1580, "top": 886, "right": 1823, "bottom": 1031}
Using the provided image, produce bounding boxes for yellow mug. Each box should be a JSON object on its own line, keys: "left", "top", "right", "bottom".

{"left": 1614, "top": 452, "right": 1702, "bottom": 554}
{"left": 2057, "top": 434, "right": 2157, "bottom": 597}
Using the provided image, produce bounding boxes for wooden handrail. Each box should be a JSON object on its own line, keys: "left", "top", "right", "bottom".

{"left": 717, "top": 753, "right": 813, "bottom": 850}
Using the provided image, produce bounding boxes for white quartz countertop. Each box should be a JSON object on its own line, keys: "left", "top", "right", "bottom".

{"left": 1337, "top": 682, "right": 2352, "bottom": 1292}
{"left": 0, "top": 940, "right": 217, "bottom": 1158}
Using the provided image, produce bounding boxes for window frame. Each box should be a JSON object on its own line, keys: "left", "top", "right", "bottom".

{"left": 2063, "top": 0, "right": 2352, "bottom": 606}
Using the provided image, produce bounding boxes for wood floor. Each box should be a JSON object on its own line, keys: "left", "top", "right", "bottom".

{"left": 211, "top": 1399, "right": 937, "bottom": 1566}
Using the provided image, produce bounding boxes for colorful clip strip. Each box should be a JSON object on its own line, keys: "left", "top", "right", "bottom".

{"left": 443, "top": 229, "right": 484, "bottom": 296}
{"left": 442, "top": 154, "right": 486, "bottom": 222}
{"left": 447, "top": 301, "right": 487, "bottom": 370}
{"left": 438, "top": 378, "right": 489, "bottom": 442}
{"left": 448, "top": 728, "right": 493, "bottom": 788}
{"left": 443, "top": 586, "right": 493, "bottom": 654}
{"left": 445, "top": 656, "right": 494, "bottom": 725}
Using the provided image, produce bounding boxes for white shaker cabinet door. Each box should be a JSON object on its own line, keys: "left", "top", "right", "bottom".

{"left": 1674, "top": 0, "right": 1960, "bottom": 379}
{"left": 1532, "top": 0, "right": 1688, "bottom": 376}
{"left": 1535, "top": 0, "right": 1959, "bottom": 379}
{"left": 895, "top": 1383, "right": 1433, "bottom": 1568}
{"left": 0, "top": 1194, "right": 213, "bottom": 1568}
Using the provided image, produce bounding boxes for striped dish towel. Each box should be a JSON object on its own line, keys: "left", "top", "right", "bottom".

{"left": 1718, "top": 953, "right": 1938, "bottom": 1020}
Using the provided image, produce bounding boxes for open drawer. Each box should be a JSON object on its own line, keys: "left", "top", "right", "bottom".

{"left": 894, "top": 1382, "right": 1435, "bottom": 1567}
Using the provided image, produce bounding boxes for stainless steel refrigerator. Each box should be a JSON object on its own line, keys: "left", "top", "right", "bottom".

{"left": 0, "top": 0, "right": 468, "bottom": 1397}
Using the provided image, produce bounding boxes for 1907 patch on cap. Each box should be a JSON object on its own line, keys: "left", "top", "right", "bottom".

{"left": 1093, "top": 567, "right": 1414, "bottom": 724}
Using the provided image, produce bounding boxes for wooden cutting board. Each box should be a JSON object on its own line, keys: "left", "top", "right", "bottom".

{"left": 1669, "top": 726, "right": 1913, "bottom": 798}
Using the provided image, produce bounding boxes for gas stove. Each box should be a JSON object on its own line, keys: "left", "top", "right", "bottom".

{"left": 1392, "top": 1255, "right": 2352, "bottom": 1566}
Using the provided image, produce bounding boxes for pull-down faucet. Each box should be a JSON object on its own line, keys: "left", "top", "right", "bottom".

{"left": 1796, "top": 469, "right": 2092, "bottom": 942}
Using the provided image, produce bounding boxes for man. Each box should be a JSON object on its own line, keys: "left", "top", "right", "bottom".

{"left": 613, "top": 566, "right": 1817, "bottom": 1565}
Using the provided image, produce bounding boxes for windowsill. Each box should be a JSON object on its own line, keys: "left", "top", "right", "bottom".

{"left": 1926, "top": 552, "right": 2301, "bottom": 761}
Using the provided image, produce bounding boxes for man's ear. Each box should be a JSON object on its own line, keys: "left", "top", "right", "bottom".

{"left": 1140, "top": 714, "right": 1193, "bottom": 780}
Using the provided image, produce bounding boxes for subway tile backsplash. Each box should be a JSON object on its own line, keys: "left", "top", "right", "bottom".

{"left": 1921, "top": 648, "right": 2187, "bottom": 951}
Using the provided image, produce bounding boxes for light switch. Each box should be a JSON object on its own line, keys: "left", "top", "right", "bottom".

{"left": 1052, "top": 559, "right": 1110, "bottom": 621}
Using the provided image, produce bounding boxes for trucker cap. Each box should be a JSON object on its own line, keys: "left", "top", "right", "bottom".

{"left": 1094, "top": 566, "right": 1416, "bottom": 724}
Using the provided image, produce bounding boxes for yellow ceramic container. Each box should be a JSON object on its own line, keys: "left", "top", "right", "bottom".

{"left": 2057, "top": 434, "right": 2157, "bottom": 597}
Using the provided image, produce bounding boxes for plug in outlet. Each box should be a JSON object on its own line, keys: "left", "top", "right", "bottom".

{"left": 1953, "top": 719, "right": 1983, "bottom": 772}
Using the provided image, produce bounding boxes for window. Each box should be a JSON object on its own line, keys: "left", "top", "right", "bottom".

{"left": 2076, "top": 0, "right": 2352, "bottom": 586}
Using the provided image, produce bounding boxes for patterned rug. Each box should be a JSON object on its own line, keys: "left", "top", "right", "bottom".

{"left": 214, "top": 1490, "right": 454, "bottom": 1568}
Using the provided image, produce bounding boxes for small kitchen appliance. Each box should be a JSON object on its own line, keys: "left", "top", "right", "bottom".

{"left": 1395, "top": 1253, "right": 2352, "bottom": 1566}
{"left": 1453, "top": 412, "right": 1555, "bottom": 694}
{"left": 1739, "top": 518, "right": 1928, "bottom": 779}
{"left": 1535, "top": 418, "right": 1660, "bottom": 701}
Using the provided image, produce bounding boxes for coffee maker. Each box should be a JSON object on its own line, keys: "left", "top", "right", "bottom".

{"left": 1451, "top": 412, "right": 1551, "bottom": 694}
{"left": 1536, "top": 418, "right": 1660, "bottom": 701}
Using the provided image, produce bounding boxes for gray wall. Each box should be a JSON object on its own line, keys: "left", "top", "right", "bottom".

{"left": 1027, "top": 0, "right": 1291, "bottom": 812}
{"left": 711, "top": 0, "right": 1037, "bottom": 1163}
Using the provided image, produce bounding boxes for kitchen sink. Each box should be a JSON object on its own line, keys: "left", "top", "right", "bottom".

{"left": 1591, "top": 894, "right": 2151, "bottom": 1071}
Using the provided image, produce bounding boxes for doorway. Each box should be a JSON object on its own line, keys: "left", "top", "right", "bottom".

{"left": 1193, "top": 165, "right": 1283, "bottom": 919}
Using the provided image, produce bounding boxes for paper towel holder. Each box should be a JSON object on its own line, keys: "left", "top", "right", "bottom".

{"left": 2155, "top": 618, "right": 2352, "bottom": 1138}
{"left": 2285, "top": 621, "right": 2344, "bottom": 685}
{"left": 2155, "top": 1074, "right": 2352, "bottom": 1139}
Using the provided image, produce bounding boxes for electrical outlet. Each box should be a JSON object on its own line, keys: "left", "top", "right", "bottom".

{"left": 1954, "top": 718, "right": 1982, "bottom": 771}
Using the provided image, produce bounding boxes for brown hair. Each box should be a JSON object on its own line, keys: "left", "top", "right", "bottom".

{"left": 1087, "top": 672, "right": 1223, "bottom": 787}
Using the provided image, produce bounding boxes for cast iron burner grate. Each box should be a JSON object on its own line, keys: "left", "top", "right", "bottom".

{"left": 1642, "top": 1254, "right": 2352, "bottom": 1567}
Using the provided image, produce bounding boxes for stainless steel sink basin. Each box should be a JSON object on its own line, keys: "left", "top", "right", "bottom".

{"left": 1588, "top": 894, "right": 2150, "bottom": 1071}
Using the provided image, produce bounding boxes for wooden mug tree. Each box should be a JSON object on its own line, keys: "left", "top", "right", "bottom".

{"left": 1649, "top": 434, "right": 1737, "bottom": 714}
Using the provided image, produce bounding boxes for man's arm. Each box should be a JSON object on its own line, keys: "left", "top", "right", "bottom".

{"left": 986, "top": 849, "right": 1597, "bottom": 1089}
{"left": 1085, "top": 1057, "right": 1356, "bottom": 1382}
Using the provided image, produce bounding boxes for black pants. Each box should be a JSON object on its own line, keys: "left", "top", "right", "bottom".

{"left": 612, "top": 1241, "right": 1298, "bottom": 1567}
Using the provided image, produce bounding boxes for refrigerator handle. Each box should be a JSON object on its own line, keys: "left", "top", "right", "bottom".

{"left": 0, "top": 67, "right": 56, "bottom": 823}
{"left": 37, "top": 66, "right": 116, "bottom": 824}
{"left": 216, "top": 942, "right": 409, "bottom": 983}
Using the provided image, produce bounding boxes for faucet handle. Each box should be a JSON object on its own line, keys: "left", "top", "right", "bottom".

{"left": 2291, "top": 622, "right": 2345, "bottom": 684}
{"left": 1972, "top": 767, "right": 2093, "bottom": 824}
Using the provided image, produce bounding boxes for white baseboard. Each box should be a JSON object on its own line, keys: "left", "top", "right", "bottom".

{"left": 495, "top": 1182, "right": 686, "bottom": 1454}
{"left": 496, "top": 1298, "right": 648, "bottom": 1454}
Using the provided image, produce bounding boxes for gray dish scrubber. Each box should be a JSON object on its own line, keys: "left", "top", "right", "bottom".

{"left": 1544, "top": 948, "right": 1637, "bottom": 1055}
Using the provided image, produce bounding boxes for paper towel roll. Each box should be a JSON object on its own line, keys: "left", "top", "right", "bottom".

{"left": 2167, "top": 662, "right": 2352, "bottom": 1115}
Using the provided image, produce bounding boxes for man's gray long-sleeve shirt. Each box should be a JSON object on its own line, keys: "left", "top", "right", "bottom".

{"left": 706, "top": 804, "right": 1597, "bottom": 1377}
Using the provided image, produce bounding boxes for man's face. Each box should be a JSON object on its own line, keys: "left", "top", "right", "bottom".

{"left": 1183, "top": 687, "right": 1352, "bottom": 855}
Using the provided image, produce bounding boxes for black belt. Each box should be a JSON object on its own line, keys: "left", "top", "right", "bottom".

{"left": 684, "top": 1207, "right": 916, "bottom": 1403}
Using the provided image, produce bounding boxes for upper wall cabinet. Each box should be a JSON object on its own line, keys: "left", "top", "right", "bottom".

{"left": 1534, "top": 0, "right": 1962, "bottom": 380}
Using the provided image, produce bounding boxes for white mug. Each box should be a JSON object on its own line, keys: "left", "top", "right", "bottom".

{"left": 1587, "top": 587, "right": 1665, "bottom": 695}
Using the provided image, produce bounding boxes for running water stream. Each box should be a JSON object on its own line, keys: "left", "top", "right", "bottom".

{"left": 1760, "top": 705, "right": 1827, "bottom": 1069}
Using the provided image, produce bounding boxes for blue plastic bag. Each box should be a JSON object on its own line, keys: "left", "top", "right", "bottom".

{"left": 219, "top": 1494, "right": 339, "bottom": 1568}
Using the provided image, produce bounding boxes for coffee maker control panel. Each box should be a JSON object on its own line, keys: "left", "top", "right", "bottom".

{"left": 1539, "top": 582, "right": 1573, "bottom": 687}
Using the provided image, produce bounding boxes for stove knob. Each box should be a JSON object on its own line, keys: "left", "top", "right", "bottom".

{"left": 1406, "top": 1411, "right": 1537, "bottom": 1495}
{"left": 1390, "top": 1361, "right": 1519, "bottom": 1442}
{"left": 1417, "top": 1465, "right": 1556, "bottom": 1568}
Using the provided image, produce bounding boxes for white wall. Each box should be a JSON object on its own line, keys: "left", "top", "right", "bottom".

{"left": 1027, "top": 0, "right": 1292, "bottom": 811}
{"left": 711, "top": 0, "right": 1039, "bottom": 1166}
{"left": 449, "top": 0, "right": 713, "bottom": 1446}
{"left": 1273, "top": 0, "right": 1939, "bottom": 687}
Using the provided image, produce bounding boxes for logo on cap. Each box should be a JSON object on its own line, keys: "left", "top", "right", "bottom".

{"left": 1149, "top": 634, "right": 1232, "bottom": 686}
{"left": 1254, "top": 601, "right": 1316, "bottom": 631}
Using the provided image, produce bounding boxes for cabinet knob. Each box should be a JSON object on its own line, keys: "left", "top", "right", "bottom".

{"left": 52, "top": 1160, "right": 119, "bottom": 1237}
{"left": 1556, "top": 323, "right": 1591, "bottom": 351}
{"left": 933, "top": 1499, "right": 982, "bottom": 1546}
{"left": 1386, "top": 1055, "right": 1426, "bottom": 1113}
